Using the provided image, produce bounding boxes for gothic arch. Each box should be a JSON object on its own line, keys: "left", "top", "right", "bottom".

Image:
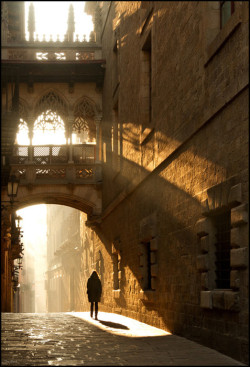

{"left": 73, "top": 96, "right": 97, "bottom": 119}
{"left": 72, "top": 96, "right": 100, "bottom": 142}
{"left": 34, "top": 89, "right": 69, "bottom": 119}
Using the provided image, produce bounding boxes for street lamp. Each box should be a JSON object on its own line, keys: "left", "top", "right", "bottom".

{"left": 15, "top": 215, "right": 23, "bottom": 229}
{"left": 7, "top": 175, "right": 19, "bottom": 206}
{"left": 1, "top": 175, "right": 19, "bottom": 210}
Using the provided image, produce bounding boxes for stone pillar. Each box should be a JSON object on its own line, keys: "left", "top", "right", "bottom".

{"left": 28, "top": 3, "right": 35, "bottom": 42}
{"left": 67, "top": 4, "right": 75, "bottom": 43}
{"left": 94, "top": 4, "right": 102, "bottom": 45}
{"left": 68, "top": 114, "right": 74, "bottom": 163}
{"left": 95, "top": 114, "right": 102, "bottom": 163}
{"left": 27, "top": 115, "right": 34, "bottom": 163}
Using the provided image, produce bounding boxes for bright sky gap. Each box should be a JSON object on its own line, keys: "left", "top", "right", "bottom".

{"left": 25, "top": 2, "right": 94, "bottom": 42}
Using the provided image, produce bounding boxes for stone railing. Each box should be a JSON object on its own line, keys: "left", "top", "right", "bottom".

{"left": 10, "top": 163, "right": 102, "bottom": 185}
{"left": 1, "top": 39, "right": 102, "bottom": 61}
{"left": 9, "top": 144, "right": 101, "bottom": 185}
{"left": 10, "top": 144, "right": 96, "bottom": 165}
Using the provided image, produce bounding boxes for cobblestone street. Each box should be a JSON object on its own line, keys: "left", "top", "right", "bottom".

{"left": 1, "top": 312, "right": 245, "bottom": 366}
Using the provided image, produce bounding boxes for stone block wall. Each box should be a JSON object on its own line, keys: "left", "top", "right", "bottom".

{"left": 92, "top": 1, "right": 249, "bottom": 364}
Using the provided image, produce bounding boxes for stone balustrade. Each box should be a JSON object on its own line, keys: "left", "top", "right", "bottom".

{"left": 9, "top": 144, "right": 101, "bottom": 185}
{"left": 1, "top": 38, "right": 102, "bottom": 61}
{"left": 10, "top": 162, "right": 102, "bottom": 185}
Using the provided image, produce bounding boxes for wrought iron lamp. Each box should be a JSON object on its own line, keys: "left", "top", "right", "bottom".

{"left": 7, "top": 175, "right": 19, "bottom": 206}
{"left": 1, "top": 175, "right": 19, "bottom": 210}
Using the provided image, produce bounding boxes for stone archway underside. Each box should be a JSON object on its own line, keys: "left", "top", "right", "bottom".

{"left": 1, "top": 184, "right": 102, "bottom": 216}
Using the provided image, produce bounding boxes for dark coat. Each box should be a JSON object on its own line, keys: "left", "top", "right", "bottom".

{"left": 87, "top": 271, "right": 102, "bottom": 302}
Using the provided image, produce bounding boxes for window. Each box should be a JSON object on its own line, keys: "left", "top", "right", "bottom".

{"left": 141, "top": 31, "right": 152, "bottom": 124}
{"left": 111, "top": 108, "right": 122, "bottom": 172}
{"left": 212, "top": 211, "right": 231, "bottom": 289}
{"left": 112, "top": 253, "right": 119, "bottom": 290}
{"left": 220, "top": 1, "right": 235, "bottom": 28}
{"left": 141, "top": 242, "right": 152, "bottom": 290}
{"left": 112, "top": 38, "right": 119, "bottom": 95}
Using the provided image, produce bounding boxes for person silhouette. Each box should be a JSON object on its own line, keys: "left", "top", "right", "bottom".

{"left": 87, "top": 270, "right": 102, "bottom": 320}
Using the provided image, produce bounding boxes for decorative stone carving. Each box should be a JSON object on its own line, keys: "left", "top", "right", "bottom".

{"left": 35, "top": 91, "right": 68, "bottom": 118}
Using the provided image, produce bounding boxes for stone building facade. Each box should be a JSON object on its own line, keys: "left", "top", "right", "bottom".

{"left": 84, "top": 1, "right": 249, "bottom": 364}
{"left": 1, "top": 1, "right": 249, "bottom": 364}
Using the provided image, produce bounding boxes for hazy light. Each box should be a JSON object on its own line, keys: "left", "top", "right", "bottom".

{"left": 25, "top": 1, "right": 93, "bottom": 42}
{"left": 17, "top": 205, "right": 47, "bottom": 313}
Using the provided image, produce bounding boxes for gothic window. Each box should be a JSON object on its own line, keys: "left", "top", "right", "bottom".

{"left": 220, "top": 1, "right": 235, "bottom": 28}
{"left": 73, "top": 97, "right": 96, "bottom": 143}
{"left": 72, "top": 117, "right": 90, "bottom": 144}
{"left": 33, "top": 110, "right": 66, "bottom": 145}
{"left": 35, "top": 91, "right": 68, "bottom": 118}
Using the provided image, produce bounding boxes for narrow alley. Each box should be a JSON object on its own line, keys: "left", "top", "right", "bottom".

{"left": 1, "top": 312, "right": 245, "bottom": 366}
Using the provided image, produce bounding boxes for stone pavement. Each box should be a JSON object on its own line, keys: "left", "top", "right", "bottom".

{"left": 1, "top": 312, "right": 245, "bottom": 366}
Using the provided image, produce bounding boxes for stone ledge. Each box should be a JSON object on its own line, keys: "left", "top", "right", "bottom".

{"left": 231, "top": 204, "right": 248, "bottom": 227}
{"left": 200, "top": 290, "right": 239, "bottom": 311}
{"left": 195, "top": 218, "right": 213, "bottom": 237}
{"left": 139, "top": 290, "right": 156, "bottom": 303}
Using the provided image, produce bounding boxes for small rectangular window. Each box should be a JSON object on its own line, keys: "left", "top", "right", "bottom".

{"left": 142, "top": 31, "right": 152, "bottom": 124}
{"left": 220, "top": 1, "right": 235, "bottom": 28}
{"left": 113, "top": 253, "right": 119, "bottom": 290}
{"left": 212, "top": 211, "right": 231, "bottom": 289}
{"left": 141, "top": 242, "right": 152, "bottom": 290}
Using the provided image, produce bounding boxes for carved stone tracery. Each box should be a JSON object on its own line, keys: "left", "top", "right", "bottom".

{"left": 35, "top": 91, "right": 68, "bottom": 118}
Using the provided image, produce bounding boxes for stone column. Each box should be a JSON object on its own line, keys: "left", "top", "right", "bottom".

{"left": 28, "top": 3, "right": 35, "bottom": 42}
{"left": 68, "top": 114, "right": 74, "bottom": 163}
{"left": 27, "top": 114, "right": 34, "bottom": 163}
{"left": 95, "top": 114, "right": 102, "bottom": 163}
{"left": 67, "top": 4, "right": 75, "bottom": 43}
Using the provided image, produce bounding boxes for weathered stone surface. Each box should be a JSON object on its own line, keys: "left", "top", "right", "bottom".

{"left": 230, "top": 248, "right": 248, "bottom": 268}
{"left": 230, "top": 270, "right": 240, "bottom": 289}
{"left": 212, "top": 291, "right": 225, "bottom": 310}
{"left": 200, "top": 235, "right": 209, "bottom": 253}
{"left": 200, "top": 291, "right": 212, "bottom": 309}
{"left": 224, "top": 291, "right": 240, "bottom": 312}
{"left": 197, "top": 254, "right": 209, "bottom": 272}
{"left": 230, "top": 227, "right": 241, "bottom": 248}
{"left": 231, "top": 204, "right": 248, "bottom": 227}
{"left": 195, "top": 218, "right": 213, "bottom": 237}
{"left": 228, "top": 183, "right": 242, "bottom": 206}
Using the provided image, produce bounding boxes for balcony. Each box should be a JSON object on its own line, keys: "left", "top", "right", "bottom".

{"left": 10, "top": 144, "right": 102, "bottom": 185}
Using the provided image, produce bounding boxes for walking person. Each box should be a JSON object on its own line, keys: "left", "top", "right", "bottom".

{"left": 87, "top": 270, "right": 102, "bottom": 320}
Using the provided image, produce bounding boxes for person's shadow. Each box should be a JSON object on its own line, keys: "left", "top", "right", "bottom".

{"left": 98, "top": 320, "right": 129, "bottom": 330}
